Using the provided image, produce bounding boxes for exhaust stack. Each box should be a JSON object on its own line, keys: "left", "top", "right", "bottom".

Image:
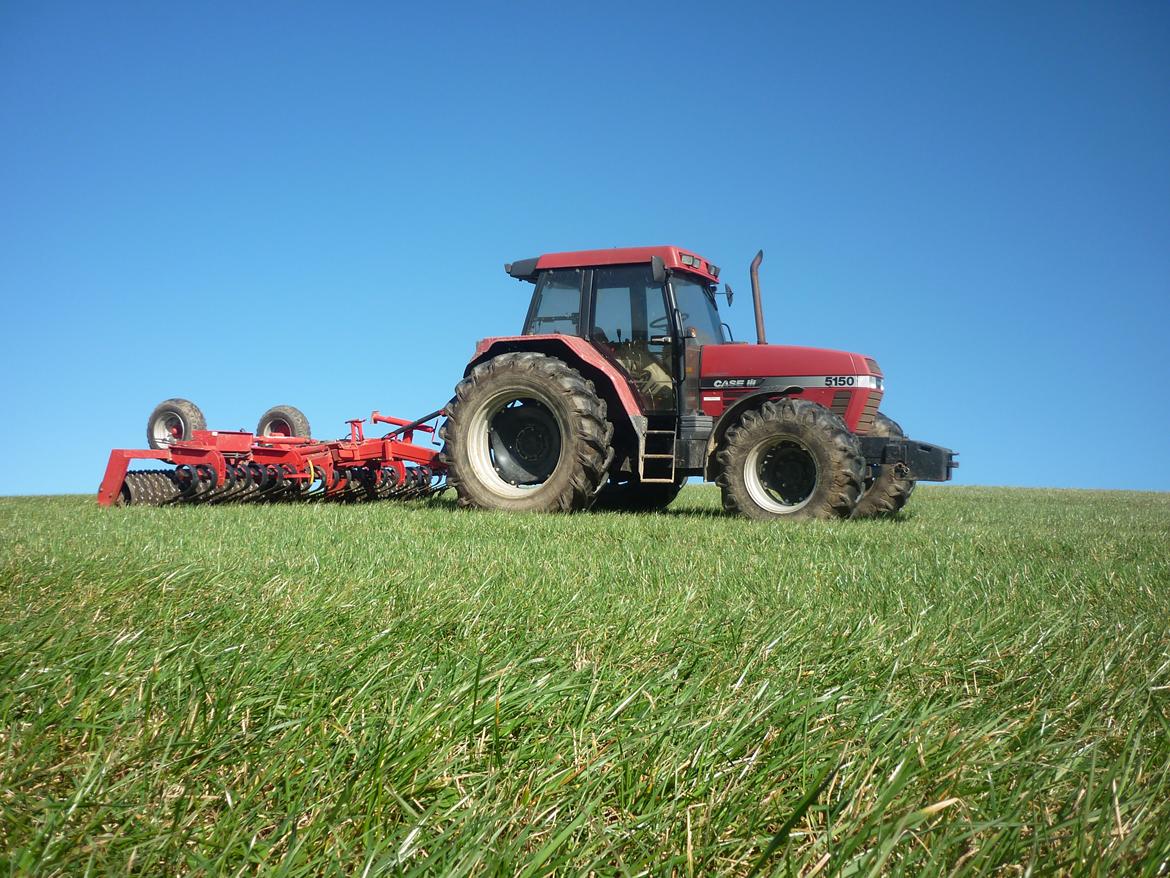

{"left": 750, "top": 249, "right": 766, "bottom": 345}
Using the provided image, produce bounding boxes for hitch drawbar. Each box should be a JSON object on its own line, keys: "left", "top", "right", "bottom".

{"left": 859, "top": 436, "right": 957, "bottom": 482}
{"left": 98, "top": 409, "right": 448, "bottom": 507}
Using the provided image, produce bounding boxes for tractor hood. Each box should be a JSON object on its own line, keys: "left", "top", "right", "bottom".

{"left": 699, "top": 344, "right": 879, "bottom": 390}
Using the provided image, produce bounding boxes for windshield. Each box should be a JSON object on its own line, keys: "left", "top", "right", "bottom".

{"left": 669, "top": 273, "right": 724, "bottom": 345}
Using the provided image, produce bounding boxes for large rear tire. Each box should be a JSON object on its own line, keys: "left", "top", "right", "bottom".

{"left": 440, "top": 352, "right": 614, "bottom": 513}
{"left": 852, "top": 412, "right": 917, "bottom": 519}
{"left": 146, "top": 398, "right": 206, "bottom": 449}
{"left": 717, "top": 398, "right": 864, "bottom": 521}
{"left": 594, "top": 473, "right": 684, "bottom": 513}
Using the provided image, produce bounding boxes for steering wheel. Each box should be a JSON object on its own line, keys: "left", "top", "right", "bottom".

{"left": 649, "top": 313, "right": 687, "bottom": 330}
{"left": 650, "top": 313, "right": 683, "bottom": 332}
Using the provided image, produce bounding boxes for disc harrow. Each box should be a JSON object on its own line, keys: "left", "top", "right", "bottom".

{"left": 99, "top": 407, "right": 447, "bottom": 508}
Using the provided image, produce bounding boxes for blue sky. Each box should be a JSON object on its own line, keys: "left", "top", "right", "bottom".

{"left": 1, "top": 2, "right": 1168, "bottom": 494}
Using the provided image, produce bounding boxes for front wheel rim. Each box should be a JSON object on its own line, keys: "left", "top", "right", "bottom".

{"left": 744, "top": 436, "right": 819, "bottom": 514}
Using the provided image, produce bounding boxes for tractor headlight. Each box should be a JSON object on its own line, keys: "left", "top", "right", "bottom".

{"left": 856, "top": 375, "right": 884, "bottom": 391}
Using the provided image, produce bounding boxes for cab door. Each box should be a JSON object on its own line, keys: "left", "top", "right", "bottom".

{"left": 588, "top": 265, "right": 678, "bottom": 414}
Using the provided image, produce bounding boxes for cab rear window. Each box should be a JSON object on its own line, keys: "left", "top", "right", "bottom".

{"left": 524, "top": 269, "right": 583, "bottom": 335}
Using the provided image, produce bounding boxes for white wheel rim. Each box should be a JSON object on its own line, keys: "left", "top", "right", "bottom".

{"left": 466, "top": 387, "right": 565, "bottom": 499}
{"left": 151, "top": 412, "right": 185, "bottom": 445}
{"left": 262, "top": 418, "right": 292, "bottom": 437}
{"left": 744, "top": 435, "right": 819, "bottom": 515}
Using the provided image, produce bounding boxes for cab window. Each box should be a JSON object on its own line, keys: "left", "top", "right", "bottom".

{"left": 524, "top": 269, "right": 583, "bottom": 335}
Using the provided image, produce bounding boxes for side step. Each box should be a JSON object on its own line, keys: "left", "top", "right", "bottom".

{"left": 640, "top": 428, "right": 677, "bottom": 483}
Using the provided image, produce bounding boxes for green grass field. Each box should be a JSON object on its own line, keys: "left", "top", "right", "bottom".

{"left": 2, "top": 487, "right": 1168, "bottom": 876}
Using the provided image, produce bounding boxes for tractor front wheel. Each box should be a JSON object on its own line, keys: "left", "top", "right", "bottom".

{"left": 441, "top": 352, "right": 614, "bottom": 513}
{"left": 717, "top": 398, "right": 864, "bottom": 521}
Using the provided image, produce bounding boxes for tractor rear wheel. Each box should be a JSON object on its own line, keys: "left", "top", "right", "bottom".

{"left": 594, "top": 473, "right": 684, "bottom": 512}
{"left": 717, "top": 398, "right": 864, "bottom": 521}
{"left": 146, "top": 398, "right": 206, "bottom": 449}
{"left": 440, "top": 352, "right": 614, "bottom": 513}
{"left": 852, "top": 412, "right": 917, "bottom": 519}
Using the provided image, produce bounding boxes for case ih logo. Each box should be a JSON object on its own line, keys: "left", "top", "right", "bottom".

{"left": 711, "top": 378, "right": 762, "bottom": 388}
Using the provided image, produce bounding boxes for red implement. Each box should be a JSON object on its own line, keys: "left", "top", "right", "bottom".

{"left": 99, "top": 409, "right": 445, "bottom": 507}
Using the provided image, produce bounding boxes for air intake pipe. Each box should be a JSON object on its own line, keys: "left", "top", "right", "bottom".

{"left": 750, "top": 249, "right": 766, "bottom": 345}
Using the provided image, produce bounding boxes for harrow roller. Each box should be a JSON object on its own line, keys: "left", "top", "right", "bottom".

{"left": 119, "top": 470, "right": 181, "bottom": 506}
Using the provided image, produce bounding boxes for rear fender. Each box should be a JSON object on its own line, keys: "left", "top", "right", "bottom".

{"left": 465, "top": 336, "right": 646, "bottom": 468}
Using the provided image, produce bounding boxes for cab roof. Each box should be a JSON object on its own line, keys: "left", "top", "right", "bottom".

{"left": 505, "top": 246, "right": 720, "bottom": 285}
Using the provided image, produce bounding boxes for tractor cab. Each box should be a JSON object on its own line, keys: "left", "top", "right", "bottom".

{"left": 507, "top": 247, "right": 726, "bottom": 419}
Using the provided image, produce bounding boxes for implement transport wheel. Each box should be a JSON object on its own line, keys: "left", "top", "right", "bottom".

{"left": 594, "top": 473, "right": 685, "bottom": 512}
{"left": 257, "top": 405, "right": 311, "bottom": 439}
{"left": 440, "top": 352, "right": 614, "bottom": 512}
{"left": 146, "top": 398, "right": 206, "bottom": 449}
{"left": 852, "top": 412, "right": 917, "bottom": 519}
{"left": 718, "top": 398, "right": 864, "bottom": 521}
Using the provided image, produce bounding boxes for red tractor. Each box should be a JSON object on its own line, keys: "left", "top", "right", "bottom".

{"left": 440, "top": 246, "right": 953, "bottom": 519}
{"left": 98, "top": 245, "right": 954, "bottom": 519}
